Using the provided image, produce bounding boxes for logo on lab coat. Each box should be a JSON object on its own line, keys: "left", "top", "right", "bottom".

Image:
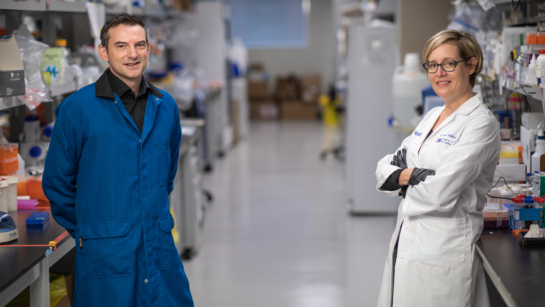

{"left": 414, "top": 131, "right": 422, "bottom": 137}
{"left": 435, "top": 133, "right": 458, "bottom": 145}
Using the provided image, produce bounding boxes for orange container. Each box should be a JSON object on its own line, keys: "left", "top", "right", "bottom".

{"left": 0, "top": 144, "right": 18, "bottom": 160}
{"left": 17, "top": 180, "right": 27, "bottom": 196}
{"left": 0, "top": 158, "right": 18, "bottom": 175}
{"left": 539, "top": 33, "right": 545, "bottom": 45}
{"left": 527, "top": 32, "right": 538, "bottom": 45}
{"left": 27, "top": 179, "right": 48, "bottom": 201}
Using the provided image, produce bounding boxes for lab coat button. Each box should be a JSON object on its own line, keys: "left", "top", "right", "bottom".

{"left": 139, "top": 139, "right": 141, "bottom": 142}
{"left": 144, "top": 279, "right": 148, "bottom": 283}
{"left": 399, "top": 253, "right": 404, "bottom": 259}
{"left": 156, "top": 98, "right": 159, "bottom": 101}
{"left": 403, "top": 224, "right": 408, "bottom": 229}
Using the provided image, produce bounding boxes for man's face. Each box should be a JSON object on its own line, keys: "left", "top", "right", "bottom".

{"left": 98, "top": 24, "right": 150, "bottom": 83}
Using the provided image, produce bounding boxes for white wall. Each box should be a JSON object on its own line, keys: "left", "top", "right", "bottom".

{"left": 248, "top": 0, "right": 335, "bottom": 95}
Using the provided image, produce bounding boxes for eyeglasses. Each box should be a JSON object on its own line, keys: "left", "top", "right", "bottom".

{"left": 422, "top": 58, "right": 471, "bottom": 74}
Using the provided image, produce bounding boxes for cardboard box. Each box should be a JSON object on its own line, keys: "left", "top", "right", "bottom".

{"left": 248, "top": 81, "right": 268, "bottom": 100}
{"left": 251, "top": 100, "right": 278, "bottom": 120}
{"left": 301, "top": 74, "right": 321, "bottom": 104}
{"left": 0, "top": 35, "right": 25, "bottom": 98}
{"left": 276, "top": 75, "right": 300, "bottom": 100}
{"left": 280, "top": 101, "right": 318, "bottom": 120}
{"left": 173, "top": 0, "right": 193, "bottom": 11}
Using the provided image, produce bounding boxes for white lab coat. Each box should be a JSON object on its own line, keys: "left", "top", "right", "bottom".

{"left": 375, "top": 93, "right": 500, "bottom": 307}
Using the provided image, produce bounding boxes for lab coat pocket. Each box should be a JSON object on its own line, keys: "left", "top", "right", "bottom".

{"left": 79, "top": 220, "right": 134, "bottom": 279}
{"left": 159, "top": 214, "right": 181, "bottom": 271}
{"left": 160, "top": 145, "right": 171, "bottom": 187}
{"left": 414, "top": 216, "right": 467, "bottom": 269}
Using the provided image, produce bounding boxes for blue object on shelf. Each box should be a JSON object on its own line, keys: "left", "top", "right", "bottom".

{"left": 26, "top": 212, "right": 50, "bottom": 227}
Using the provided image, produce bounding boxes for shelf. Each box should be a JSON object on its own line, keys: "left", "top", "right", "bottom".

{"left": 0, "top": 0, "right": 46, "bottom": 11}
{"left": 167, "top": 10, "right": 190, "bottom": 19}
{"left": 0, "top": 97, "right": 25, "bottom": 111}
{"left": 47, "top": 0, "right": 86, "bottom": 13}
{"left": 505, "top": 85, "right": 543, "bottom": 101}
{"left": 49, "top": 81, "right": 77, "bottom": 97}
{"left": 145, "top": 8, "right": 165, "bottom": 19}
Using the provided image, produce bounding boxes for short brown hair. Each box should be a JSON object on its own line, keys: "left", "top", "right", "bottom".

{"left": 100, "top": 13, "right": 148, "bottom": 50}
{"left": 422, "top": 30, "right": 483, "bottom": 87}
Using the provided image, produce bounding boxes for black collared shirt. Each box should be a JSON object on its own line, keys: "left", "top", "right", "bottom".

{"left": 106, "top": 68, "right": 150, "bottom": 133}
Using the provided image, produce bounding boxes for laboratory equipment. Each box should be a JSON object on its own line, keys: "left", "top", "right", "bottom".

{"left": 26, "top": 211, "right": 49, "bottom": 228}
{"left": 392, "top": 53, "right": 430, "bottom": 131}
{"left": 17, "top": 198, "right": 38, "bottom": 209}
{"left": 19, "top": 115, "right": 49, "bottom": 168}
{"left": 499, "top": 147, "right": 520, "bottom": 165}
{"left": 494, "top": 164, "right": 527, "bottom": 183}
{"left": 345, "top": 20, "right": 399, "bottom": 213}
{"left": 0, "top": 212, "right": 18, "bottom": 244}
{"left": 531, "top": 129, "right": 545, "bottom": 174}
{"left": 527, "top": 57, "right": 537, "bottom": 85}
{"left": 0, "top": 35, "right": 25, "bottom": 98}
{"left": 1, "top": 177, "right": 17, "bottom": 212}
{"left": 0, "top": 180, "right": 8, "bottom": 213}
{"left": 515, "top": 45, "right": 528, "bottom": 85}
{"left": 421, "top": 85, "right": 444, "bottom": 115}
{"left": 0, "top": 143, "right": 18, "bottom": 176}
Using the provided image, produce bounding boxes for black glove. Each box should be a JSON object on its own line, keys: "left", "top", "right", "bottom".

{"left": 401, "top": 186, "right": 408, "bottom": 198}
{"left": 391, "top": 149, "right": 407, "bottom": 169}
{"left": 408, "top": 168, "right": 436, "bottom": 186}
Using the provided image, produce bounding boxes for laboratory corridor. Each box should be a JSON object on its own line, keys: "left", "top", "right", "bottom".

{"left": 183, "top": 122, "right": 396, "bottom": 307}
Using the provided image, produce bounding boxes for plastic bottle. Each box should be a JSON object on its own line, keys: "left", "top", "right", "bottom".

{"left": 392, "top": 53, "right": 430, "bottom": 131}
{"left": 516, "top": 45, "right": 529, "bottom": 85}
{"left": 527, "top": 57, "right": 537, "bottom": 85}
{"left": 525, "top": 197, "right": 535, "bottom": 208}
{"left": 513, "top": 198, "right": 524, "bottom": 209}
{"left": 537, "top": 50, "right": 545, "bottom": 85}
{"left": 532, "top": 130, "right": 545, "bottom": 174}
{"left": 527, "top": 32, "right": 539, "bottom": 64}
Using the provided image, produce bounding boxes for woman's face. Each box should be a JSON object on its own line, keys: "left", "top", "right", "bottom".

{"left": 426, "top": 43, "right": 476, "bottom": 102}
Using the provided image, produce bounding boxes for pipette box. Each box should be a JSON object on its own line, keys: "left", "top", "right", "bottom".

{"left": 26, "top": 212, "right": 49, "bottom": 227}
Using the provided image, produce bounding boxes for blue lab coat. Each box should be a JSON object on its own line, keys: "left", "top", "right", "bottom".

{"left": 43, "top": 73, "right": 194, "bottom": 307}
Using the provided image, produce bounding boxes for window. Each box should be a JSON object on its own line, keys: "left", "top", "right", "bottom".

{"left": 225, "top": 0, "right": 310, "bottom": 49}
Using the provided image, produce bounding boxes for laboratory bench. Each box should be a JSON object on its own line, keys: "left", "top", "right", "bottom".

{"left": 0, "top": 209, "right": 75, "bottom": 307}
{"left": 477, "top": 228, "right": 545, "bottom": 307}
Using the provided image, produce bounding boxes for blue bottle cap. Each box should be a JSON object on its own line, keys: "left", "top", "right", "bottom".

{"left": 29, "top": 146, "right": 42, "bottom": 158}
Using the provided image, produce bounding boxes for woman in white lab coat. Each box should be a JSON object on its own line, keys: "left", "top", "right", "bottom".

{"left": 375, "top": 30, "right": 501, "bottom": 307}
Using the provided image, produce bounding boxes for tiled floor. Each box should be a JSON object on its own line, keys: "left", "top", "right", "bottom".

{"left": 183, "top": 121, "right": 397, "bottom": 307}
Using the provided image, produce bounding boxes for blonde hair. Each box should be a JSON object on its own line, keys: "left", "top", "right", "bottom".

{"left": 422, "top": 30, "right": 483, "bottom": 87}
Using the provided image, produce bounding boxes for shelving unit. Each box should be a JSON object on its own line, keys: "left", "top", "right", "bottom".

{"left": 0, "top": 1, "right": 188, "bottom": 18}
{"left": 0, "top": 97, "right": 25, "bottom": 111}
{"left": 0, "top": 0, "right": 46, "bottom": 12}
{"left": 505, "top": 85, "right": 543, "bottom": 102}
{"left": 47, "top": 0, "right": 86, "bottom": 13}
{"left": 49, "top": 81, "right": 77, "bottom": 97}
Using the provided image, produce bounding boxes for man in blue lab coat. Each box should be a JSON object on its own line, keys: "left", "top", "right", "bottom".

{"left": 43, "top": 13, "right": 193, "bottom": 307}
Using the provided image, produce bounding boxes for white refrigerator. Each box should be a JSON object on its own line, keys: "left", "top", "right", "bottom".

{"left": 345, "top": 21, "right": 401, "bottom": 214}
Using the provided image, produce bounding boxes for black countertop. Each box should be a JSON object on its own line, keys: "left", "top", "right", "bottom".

{"left": 0, "top": 209, "right": 71, "bottom": 293}
{"left": 477, "top": 229, "right": 545, "bottom": 306}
